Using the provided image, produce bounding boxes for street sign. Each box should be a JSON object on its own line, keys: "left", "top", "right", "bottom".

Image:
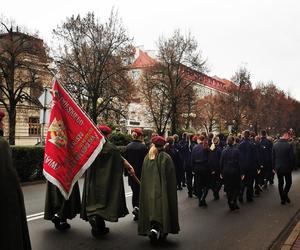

{"left": 38, "top": 88, "right": 52, "bottom": 107}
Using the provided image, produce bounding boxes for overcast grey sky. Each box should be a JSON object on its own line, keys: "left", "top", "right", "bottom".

{"left": 2, "top": 0, "right": 300, "bottom": 100}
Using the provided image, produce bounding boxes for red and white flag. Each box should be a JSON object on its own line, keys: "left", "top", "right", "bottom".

{"left": 43, "top": 79, "right": 105, "bottom": 199}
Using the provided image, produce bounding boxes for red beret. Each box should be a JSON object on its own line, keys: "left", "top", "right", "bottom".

{"left": 98, "top": 125, "right": 112, "bottom": 135}
{"left": 132, "top": 128, "right": 143, "bottom": 136}
{"left": 151, "top": 136, "right": 166, "bottom": 146}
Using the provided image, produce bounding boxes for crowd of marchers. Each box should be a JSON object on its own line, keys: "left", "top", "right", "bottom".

{"left": 1, "top": 106, "right": 299, "bottom": 249}
{"left": 165, "top": 129, "right": 298, "bottom": 211}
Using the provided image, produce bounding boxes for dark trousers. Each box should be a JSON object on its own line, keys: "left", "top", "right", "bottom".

{"left": 176, "top": 164, "right": 184, "bottom": 187}
{"left": 195, "top": 170, "right": 210, "bottom": 201}
{"left": 224, "top": 173, "right": 240, "bottom": 206}
{"left": 186, "top": 168, "right": 194, "bottom": 195}
{"left": 240, "top": 174, "right": 255, "bottom": 200}
{"left": 210, "top": 173, "right": 222, "bottom": 198}
{"left": 277, "top": 172, "right": 292, "bottom": 201}
{"left": 130, "top": 183, "right": 140, "bottom": 208}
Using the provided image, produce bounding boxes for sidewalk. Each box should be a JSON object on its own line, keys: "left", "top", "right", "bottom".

{"left": 282, "top": 221, "right": 300, "bottom": 249}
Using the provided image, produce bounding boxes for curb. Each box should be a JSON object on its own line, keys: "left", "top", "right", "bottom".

{"left": 281, "top": 221, "right": 300, "bottom": 250}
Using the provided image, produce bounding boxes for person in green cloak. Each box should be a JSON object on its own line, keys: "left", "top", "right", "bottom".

{"left": 0, "top": 111, "right": 32, "bottom": 250}
{"left": 138, "top": 135, "right": 180, "bottom": 243}
{"left": 44, "top": 181, "right": 81, "bottom": 231}
{"left": 81, "top": 125, "right": 135, "bottom": 238}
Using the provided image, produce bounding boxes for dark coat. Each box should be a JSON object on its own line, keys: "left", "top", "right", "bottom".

{"left": 272, "top": 139, "right": 294, "bottom": 173}
{"left": 138, "top": 151, "right": 179, "bottom": 235}
{"left": 0, "top": 137, "right": 31, "bottom": 250}
{"left": 220, "top": 145, "right": 240, "bottom": 176}
{"left": 182, "top": 141, "right": 197, "bottom": 170}
{"left": 125, "top": 140, "right": 148, "bottom": 185}
{"left": 81, "top": 141, "right": 128, "bottom": 222}
{"left": 191, "top": 144, "right": 210, "bottom": 173}
{"left": 260, "top": 137, "right": 273, "bottom": 169}
{"left": 208, "top": 145, "right": 222, "bottom": 173}
{"left": 44, "top": 181, "right": 81, "bottom": 220}
{"left": 238, "top": 138, "right": 258, "bottom": 175}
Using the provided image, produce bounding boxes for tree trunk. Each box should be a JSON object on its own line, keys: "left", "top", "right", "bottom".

{"left": 171, "top": 99, "right": 178, "bottom": 135}
{"left": 8, "top": 107, "right": 16, "bottom": 145}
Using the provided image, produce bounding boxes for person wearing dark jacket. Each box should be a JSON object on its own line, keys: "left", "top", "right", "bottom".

{"left": 220, "top": 136, "right": 241, "bottom": 210}
{"left": 260, "top": 130, "right": 274, "bottom": 186}
{"left": 0, "top": 112, "right": 32, "bottom": 250}
{"left": 208, "top": 136, "right": 222, "bottom": 200}
{"left": 183, "top": 134, "right": 197, "bottom": 197}
{"left": 191, "top": 135, "right": 210, "bottom": 207}
{"left": 273, "top": 133, "right": 295, "bottom": 205}
{"left": 238, "top": 130, "right": 258, "bottom": 202}
{"left": 165, "top": 136, "right": 183, "bottom": 190}
{"left": 125, "top": 128, "right": 148, "bottom": 220}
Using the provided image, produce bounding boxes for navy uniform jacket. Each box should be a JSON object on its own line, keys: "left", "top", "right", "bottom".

{"left": 260, "top": 137, "right": 273, "bottom": 169}
{"left": 272, "top": 139, "right": 294, "bottom": 174}
{"left": 220, "top": 145, "right": 240, "bottom": 176}
{"left": 125, "top": 140, "right": 148, "bottom": 185}
{"left": 208, "top": 145, "right": 222, "bottom": 174}
{"left": 191, "top": 144, "right": 210, "bottom": 173}
{"left": 238, "top": 138, "right": 258, "bottom": 175}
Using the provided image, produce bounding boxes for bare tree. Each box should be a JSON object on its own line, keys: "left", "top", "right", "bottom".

{"left": 53, "top": 11, "right": 134, "bottom": 123}
{"left": 193, "top": 95, "right": 219, "bottom": 134}
{"left": 139, "top": 66, "right": 172, "bottom": 135}
{"left": 156, "top": 30, "right": 207, "bottom": 134}
{"left": 0, "top": 21, "right": 49, "bottom": 144}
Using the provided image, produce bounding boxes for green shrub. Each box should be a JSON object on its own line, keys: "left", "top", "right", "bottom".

{"left": 10, "top": 145, "right": 127, "bottom": 182}
{"left": 109, "top": 132, "right": 132, "bottom": 146}
{"left": 11, "top": 146, "right": 45, "bottom": 182}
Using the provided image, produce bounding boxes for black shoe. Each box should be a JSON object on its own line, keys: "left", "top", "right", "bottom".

{"left": 214, "top": 193, "right": 220, "bottom": 200}
{"left": 177, "top": 186, "right": 183, "bottom": 190}
{"left": 132, "top": 207, "right": 139, "bottom": 220}
{"left": 188, "top": 192, "right": 193, "bottom": 198}
{"left": 202, "top": 200, "right": 208, "bottom": 207}
{"left": 254, "top": 190, "right": 260, "bottom": 196}
{"left": 281, "top": 200, "right": 286, "bottom": 205}
{"left": 198, "top": 200, "right": 203, "bottom": 207}
{"left": 149, "top": 229, "right": 159, "bottom": 244}
{"left": 247, "top": 197, "right": 253, "bottom": 202}
{"left": 270, "top": 180, "right": 274, "bottom": 185}
{"left": 286, "top": 196, "right": 291, "bottom": 203}
{"left": 234, "top": 204, "right": 240, "bottom": 210}
{"left": 238, "top": 197, "right": 244, "bottom": 203}
{"left": 91, "top": 227, "right": 109, "bottom": 237}
{"left": 52, "top": 216, "right": 71, "bottom": 231}
{"left": 182, "top": 183, "right": 186, "bottom": 187}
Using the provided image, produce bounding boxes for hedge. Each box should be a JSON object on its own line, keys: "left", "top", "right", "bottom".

{"left": 11, "top": 145, "right": 126, "bottom": 183}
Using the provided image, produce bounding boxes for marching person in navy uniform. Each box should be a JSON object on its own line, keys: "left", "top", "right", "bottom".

{"left": 124, "top": 128, "right": 148, "bottom": 220}
{"left": 220, "top": 136, "right": 241, "bottom": 210}
{"left": 273, "top": 133, "right": 295, "bottom": 205}
{"left": 238, "top": 130, "right": 258, "bottom": 203}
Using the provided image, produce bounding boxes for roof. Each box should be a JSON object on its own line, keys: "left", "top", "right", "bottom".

{"left": 131, "top": 50, "right": 157, "bottom": 69}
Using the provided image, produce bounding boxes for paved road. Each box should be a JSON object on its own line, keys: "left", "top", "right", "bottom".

{"left": 23, "top": 172, "right": 300, "bottom": 250}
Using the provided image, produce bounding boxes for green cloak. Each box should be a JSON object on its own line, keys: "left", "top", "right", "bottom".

{"left": 81, "top": 141, "right": 128, "bottom": 222}
{"left": 0, "top": 137, "right": 31, "bottom": 250}
{"left": 44, "top": 181, "right": 81, "bottom": 220}
{"left": 138, "top": 151, "right": 180, "bottom": 236}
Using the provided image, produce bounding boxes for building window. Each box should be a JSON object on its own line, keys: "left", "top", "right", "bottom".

{"left": 28, "top": 117, "right": 41, "bottom": 136}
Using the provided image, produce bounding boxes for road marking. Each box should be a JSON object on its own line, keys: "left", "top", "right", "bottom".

{"left": 26, "top": 191, "right": 133, "bottom": 222}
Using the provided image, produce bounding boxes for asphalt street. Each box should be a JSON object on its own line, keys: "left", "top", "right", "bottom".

{"left": 22, "top": 171, "right": 300, "bottom": 250}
